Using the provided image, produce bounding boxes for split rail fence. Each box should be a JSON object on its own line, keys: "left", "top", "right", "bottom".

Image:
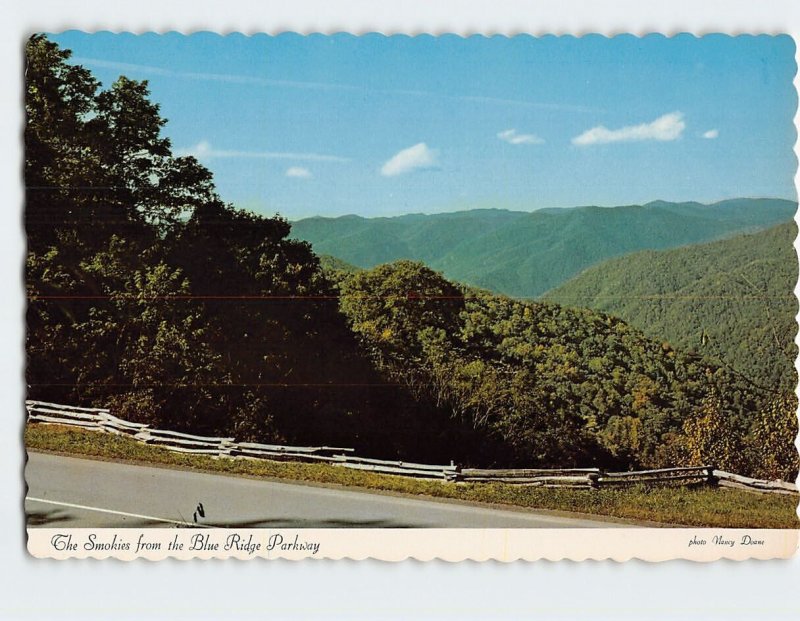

{"left": 26, "top": 400, "right": 798, "bottom": 496}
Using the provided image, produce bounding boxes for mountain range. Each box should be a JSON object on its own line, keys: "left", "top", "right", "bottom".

{"left": 546, "top": 221, "right": 798, "bottom": 391}
{"left": 291, "top": 198, "right": 796, "bottom": 298}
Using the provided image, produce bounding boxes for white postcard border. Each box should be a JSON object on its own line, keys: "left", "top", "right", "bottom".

{"left": 3, "top": 0, "right": 800, "bottom": 619}
{"left": 28, "top": 528, "right": 800, "bottom": 561}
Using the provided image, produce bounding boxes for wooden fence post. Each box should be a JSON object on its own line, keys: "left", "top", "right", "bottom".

{"left": 707, "top": 465, "right": 718, "bottom": 487}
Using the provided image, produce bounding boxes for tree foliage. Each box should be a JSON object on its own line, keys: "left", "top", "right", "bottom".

{"left": 25, "top": 35, "right": 798, "bottom": 479}
{"left": 340, "top": 259, "right": 799, "bottom": 476}
{"left": 547, "top": 223, "right": 798, "bottom": 392}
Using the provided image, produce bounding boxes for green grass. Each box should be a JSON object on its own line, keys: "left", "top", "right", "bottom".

{"left": 25, "top": 424, "right": 800, "bottom": 528}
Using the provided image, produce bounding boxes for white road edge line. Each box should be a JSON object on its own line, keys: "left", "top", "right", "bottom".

{"left": 25, "top": 496, "right": 204, "bottom": 528}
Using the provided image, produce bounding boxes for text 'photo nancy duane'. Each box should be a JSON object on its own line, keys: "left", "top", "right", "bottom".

{"left": 23, "top": 31, "right": 800, "bottom": 561}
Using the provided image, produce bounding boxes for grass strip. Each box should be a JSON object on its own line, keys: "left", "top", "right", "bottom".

{"left": 25, "top": 424, "right": 800, "bottom": 529}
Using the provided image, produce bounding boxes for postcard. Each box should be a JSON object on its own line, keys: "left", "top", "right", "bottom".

{"left": 23, "top": 31, "right": 799, "bottom": 561}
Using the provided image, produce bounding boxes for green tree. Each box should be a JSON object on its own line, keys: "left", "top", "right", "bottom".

{"left": 675, "top": 392, "right": 748, "bottom": 472}
{"left": 91, "top": 77, "right": 218, "bottom": 232}
{"left": 340, "top": 260, "right": 465, "bottom": 365}
{"left": 25, "top": 34, "right": 104, "bottom": 252}
{"left": 748, "top": 394, "right": 799, "bottom": 481}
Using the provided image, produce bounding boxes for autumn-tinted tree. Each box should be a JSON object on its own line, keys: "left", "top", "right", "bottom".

{"left": 747, "top": 394, "right": 799, "bottom": 481}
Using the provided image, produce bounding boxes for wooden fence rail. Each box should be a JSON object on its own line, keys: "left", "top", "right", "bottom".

{"left": 98, "top": 412, "right": 149, "bottom": 436}
{"left": 234, "top": 441, "right": 355, "bottom": 462}
{"left": 135, "top": 428, "right": 236, "bottom": 456}
{"left": 713, "top": 470, "right": 798, "bottom": 495}
{"left": 25, "top": 400, "right": 798, "bottom": 494}
{"left": 596, "top": 465, "right": 714, "bottom": 487}
{"left": 26, "top": 401, "right": 110, "bottom": 430}
{"left": 332, "top": 455, "right": 459, "bottom": 480}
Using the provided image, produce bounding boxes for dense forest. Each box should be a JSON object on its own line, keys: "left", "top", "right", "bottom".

{"left": 335, "top": 262, "right": 797, "bottom": 477}
{"left": 291, "top": 198, "right": 796, "bottom": 298}
{"left": 546, "top": 223, "right": 798, "bottom": 392}
{"left": 25, "top": 35, "right": 798, "bottom": 480}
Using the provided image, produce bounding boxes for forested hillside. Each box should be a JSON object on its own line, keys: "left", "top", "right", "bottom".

{"left": 335, "top": 262, "right": 797, "bottom": 478}
{"left": 546, "top": 223, "right": 798, "bottom": 392}
{"left": 291, "top": 199, "right": 796, "bottom": 298}
{"left": 25, "top": 35, "right": 798, "bottom": 480}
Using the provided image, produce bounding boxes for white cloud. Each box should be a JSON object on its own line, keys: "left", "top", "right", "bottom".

{"left": 380, "top": 143, "right": 439, "bottom": 177}
{"left": 497, "top": 129, "right": 544, "bottom": 145}
{"left": 176, "top": 140, "right": 349, "bottom": 163}
{"left": 703, "top": 129, "right": 719, "bottom": 139}
{"left": 286, "top": 166, "right": 312, "bottom": 178}
{"left": 572, "top": 112, "right": 686, "bottom": 146}
{"left": 182, "top": 139, "right": 213, "bottom": 159}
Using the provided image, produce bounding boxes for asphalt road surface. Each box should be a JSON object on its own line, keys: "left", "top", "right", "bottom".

{"left": 25, "top": 452, "right": 627, "bottom": 528}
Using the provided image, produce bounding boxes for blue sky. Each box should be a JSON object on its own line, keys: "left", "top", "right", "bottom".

{"left": 52, "top": 32, "right": 797, "bottom": 220}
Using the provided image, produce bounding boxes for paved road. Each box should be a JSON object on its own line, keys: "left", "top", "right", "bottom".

{"left": 25, "top": 452, "right": 626, "bottom": 528}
